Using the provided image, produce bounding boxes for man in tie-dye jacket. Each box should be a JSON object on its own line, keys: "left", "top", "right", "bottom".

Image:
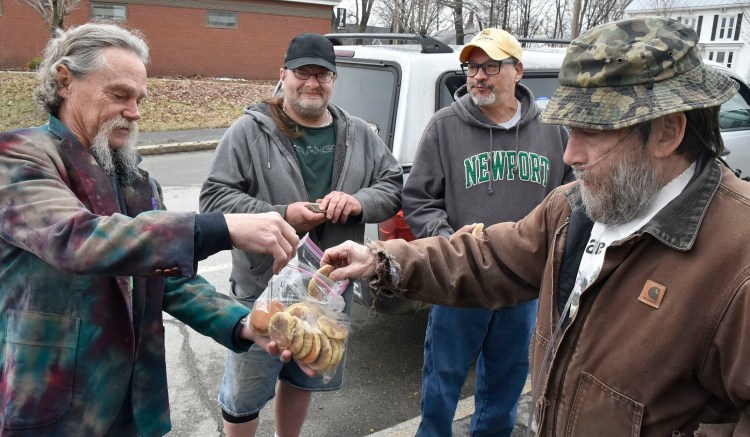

{"left": 0, "top": 23, "right": 299, "bottom": 436}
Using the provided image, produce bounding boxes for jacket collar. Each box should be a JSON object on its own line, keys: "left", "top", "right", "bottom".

{"left": 565, "top": 155, "right": 722, "bottom": 251}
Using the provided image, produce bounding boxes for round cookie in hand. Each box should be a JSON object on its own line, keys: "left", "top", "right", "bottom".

{"left": 269, "top": 311, "right": 299, "bottom": 349}
{"left": 317, "top": 315, "right": 348, "bottom": 341}
{"left": 309, "top": 332, "right": 333, "bottom": 372}
{"left": 250, "top": 300, "right": 285, "bottom": 337}
{"left": 287, "top": 302, "right": 320, "bottom": 322}
{"left": 307, "top": 264, "right": 336, "bottom": 298}
{"left": 298, "top": 329, "right": 321, "bottom": 365}
{"left": 326, "top": 338, "right": 344, "bottom": 373}
{"left": 288, "top": 319, "right": 306, "bottom": 355}
{"left": 293, "top": 321, "right": 316, "bottom": 359}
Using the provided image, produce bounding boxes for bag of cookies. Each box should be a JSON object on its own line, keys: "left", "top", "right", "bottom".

{"left": 248, "top": 235, "right": 351, "bottom": 381}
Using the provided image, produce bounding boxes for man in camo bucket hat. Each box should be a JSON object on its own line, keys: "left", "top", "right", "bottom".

{"left": 321, "top": 16, "right": 750, "bottom": 435}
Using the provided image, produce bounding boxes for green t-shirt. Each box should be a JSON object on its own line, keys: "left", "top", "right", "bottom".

{"left": 292, "top": 124, "right": 335, "bottom": 202}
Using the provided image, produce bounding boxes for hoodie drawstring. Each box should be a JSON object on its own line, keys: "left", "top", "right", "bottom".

{"left": 488, "top": 129, "right": 495, "bottom": 195}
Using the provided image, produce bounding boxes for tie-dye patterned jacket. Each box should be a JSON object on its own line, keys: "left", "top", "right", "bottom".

{"left": 0, "top": 116, "right": 250, "bottom": 436}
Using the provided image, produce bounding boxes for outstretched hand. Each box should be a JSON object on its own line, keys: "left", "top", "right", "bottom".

{"left": 321, "top": 240, "right": 377, "bottom": 282}
{"left": 224, "top": 212, "right": 299, "bottom": 274}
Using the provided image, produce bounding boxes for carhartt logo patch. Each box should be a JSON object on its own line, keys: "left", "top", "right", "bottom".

{"left": 638, "top": 280, "right": 666, "bottom": 308}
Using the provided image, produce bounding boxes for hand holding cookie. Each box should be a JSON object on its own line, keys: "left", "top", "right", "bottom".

{"left": 307, "top": 264, "right": 335, "bottom": 299}
{"left": 471, "top": 223, "right": 485, "bottom": 237}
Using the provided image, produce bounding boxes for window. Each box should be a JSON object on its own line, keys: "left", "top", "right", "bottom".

{"left": 707, "top": 50, "right": 735, "bottom": 69}
{"left": 718, "top": 15, "right": 736, "bottom": 40}
{"left": 207, "top": 10, "right": 238, "bottom": 29}
{"left": 91, "top": 3, "right": 127, "bottom": 21}
{"left": 330, "top": 63, "right": 399, "bottom": 149}
{"left": 719, "top": 79, "right": 750, "bottom": 130}
{"left": 680, "top": 16, "right": 698, "bottom": 31}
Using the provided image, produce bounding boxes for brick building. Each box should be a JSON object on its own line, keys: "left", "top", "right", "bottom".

{"left": 0, "top": 0, "right": 339, "bottom": 79}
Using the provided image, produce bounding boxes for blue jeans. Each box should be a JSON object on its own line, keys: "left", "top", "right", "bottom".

{"left": 416, "top": 300, "right": 538, "bottom": 437}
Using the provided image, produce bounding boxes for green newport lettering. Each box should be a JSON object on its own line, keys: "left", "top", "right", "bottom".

{"left": 477, "top": 152, "right": 490, "bottom": 184}
{"left": 506, "top": 152, "right": 516, "bottom": 180}
{"left": 529, "top": 152, "right": 541, "bottom": 184}
{"left": 518, "top": 151, "right": 530, "bottom": 181}
{"left": 491, "top": 150, "right": 506, "bottom": 181}
{"left": 465, "top": 155, "right": 478, "bottom": 188}
{"left": 540, "top": 155, "right": 550, "bottom": 187}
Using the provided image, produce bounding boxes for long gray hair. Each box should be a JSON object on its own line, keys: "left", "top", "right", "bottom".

{"left": 33, "top": 22, "right": 149, "bottom": 115}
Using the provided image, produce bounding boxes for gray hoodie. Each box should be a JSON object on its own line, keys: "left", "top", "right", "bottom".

{"left": 402, "top": 83, "right": 572, "bottom": 239}
{"left": 200, "top": 102, "right": 402, "bottom": 296}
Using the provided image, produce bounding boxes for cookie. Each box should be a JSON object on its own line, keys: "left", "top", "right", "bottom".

{"left": 307, "top": 264, "right": 335, "bottom": 298}
{"left": 298, "top": 329, "right": 321, "bottom": 365}
{"left": 249, "top": 300, "right": 285, "bottom": 337}
{"left": 308, "top": 332, "right": 333, "bottom": 372}
{"left": 268, "top": 311, "right": 299, "bottom": 349}
{"left": 317, "top": 315, "right": 348, "bottom": 340}
{"left": 293, "top": 321, "right": 315, "bottom": 359}
{"left": 287, "top": 302, "right": 319, "bottom": 322}
{"left": 471, "top": 223, "right": 485, "bottom": 237}
{"left": 326, "top": 338, "right": 344, "bottom": 372}
{"left": 288, "top": 319, "right": 306, "bottom": 355}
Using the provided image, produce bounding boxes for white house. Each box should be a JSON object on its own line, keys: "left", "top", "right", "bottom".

{"left": 625, "top": 0, "right": 750, "bottom": 81}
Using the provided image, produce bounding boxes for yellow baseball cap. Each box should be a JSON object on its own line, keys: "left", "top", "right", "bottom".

{"left": 460, "top": 28, "right": 523, "bottom": 63}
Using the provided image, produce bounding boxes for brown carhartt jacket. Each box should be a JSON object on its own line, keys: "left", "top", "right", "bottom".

{"left": 371, "top": 157, "right": 750, "bottom": 436}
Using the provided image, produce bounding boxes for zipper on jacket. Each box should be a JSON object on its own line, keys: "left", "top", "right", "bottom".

{"left": 529, "top": 216, "right": 568, "bottom": 434}
{"left": 550, "top": 290, "right": 597, "bottom": 434}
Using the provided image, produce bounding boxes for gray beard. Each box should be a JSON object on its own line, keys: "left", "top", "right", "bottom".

{"left": 469, "top": 82, "right": 496, "bottom": 106}
{"left": 289, "top": 97, "right": 327, "bottom": 119}
{"left": 576, "top": 148, "right": 663, "bottom": 225}
{"left": 89, "top": 118, "right": 142, "bottom": 181}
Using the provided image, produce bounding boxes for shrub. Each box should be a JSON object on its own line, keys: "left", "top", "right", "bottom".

{"left": 26, "top": 57, "right": 43, "bottom": 71}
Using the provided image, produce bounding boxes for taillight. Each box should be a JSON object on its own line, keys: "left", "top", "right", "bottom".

{"left": 378, "top": 210, "right": 416, "bottom": 241}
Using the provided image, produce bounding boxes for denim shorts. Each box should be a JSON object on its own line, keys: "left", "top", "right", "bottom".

{"left": 218, "top": 282, "right": 354, "bottom": 418}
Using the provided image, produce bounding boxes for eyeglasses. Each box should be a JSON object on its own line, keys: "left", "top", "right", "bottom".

{"left": 461, "top": 59, "right": 517, "bottom": 77}
{"left": 289, "top": 68, "right": 336, "bottom": 83}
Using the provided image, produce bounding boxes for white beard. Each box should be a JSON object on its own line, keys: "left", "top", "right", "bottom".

{"left": 89, "top": 117, "right": 142, "bottom": 181}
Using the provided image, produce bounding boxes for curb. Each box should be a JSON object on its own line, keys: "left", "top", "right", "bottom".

{"left": 137, "top": 140, "right": 218, "bottom": 156}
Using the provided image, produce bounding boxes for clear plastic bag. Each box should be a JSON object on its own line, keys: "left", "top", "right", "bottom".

{"left": 249, "top": 235, "right": 350, "bottom": 382}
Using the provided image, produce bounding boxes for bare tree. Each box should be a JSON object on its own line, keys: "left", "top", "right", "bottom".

{"left": 439, "top": 0, "right": 467, "bottom": 44}
{"left": 358, "top": 0, "right": 378, "bottom": 32}
{"left": 374, "top": 0, "right": 450, "bottom": 35}
{"left": 513, "top": 0, "right": 552, "bottom": 38}
{"left": 24, "top": 0, "right": 82, "bottom": 34}
{"left": 551, "top": 0, "right": 571, "bottom": 39}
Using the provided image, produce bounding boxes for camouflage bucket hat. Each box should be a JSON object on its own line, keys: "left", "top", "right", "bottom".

{"left": 540, "top": 16, "right": 738, "bottom": 130}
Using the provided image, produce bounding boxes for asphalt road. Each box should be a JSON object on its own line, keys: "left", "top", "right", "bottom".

{"left": 140, "top": 150, "right": 479, "bottom": 436}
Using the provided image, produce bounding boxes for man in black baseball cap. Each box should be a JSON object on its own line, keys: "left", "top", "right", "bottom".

{"left": 201, "top": 32, "right": 402, "bottom": 437}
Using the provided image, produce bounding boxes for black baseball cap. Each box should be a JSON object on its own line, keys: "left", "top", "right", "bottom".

{"left": 284, "top": 33, "right": 337, "bottom": 73}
